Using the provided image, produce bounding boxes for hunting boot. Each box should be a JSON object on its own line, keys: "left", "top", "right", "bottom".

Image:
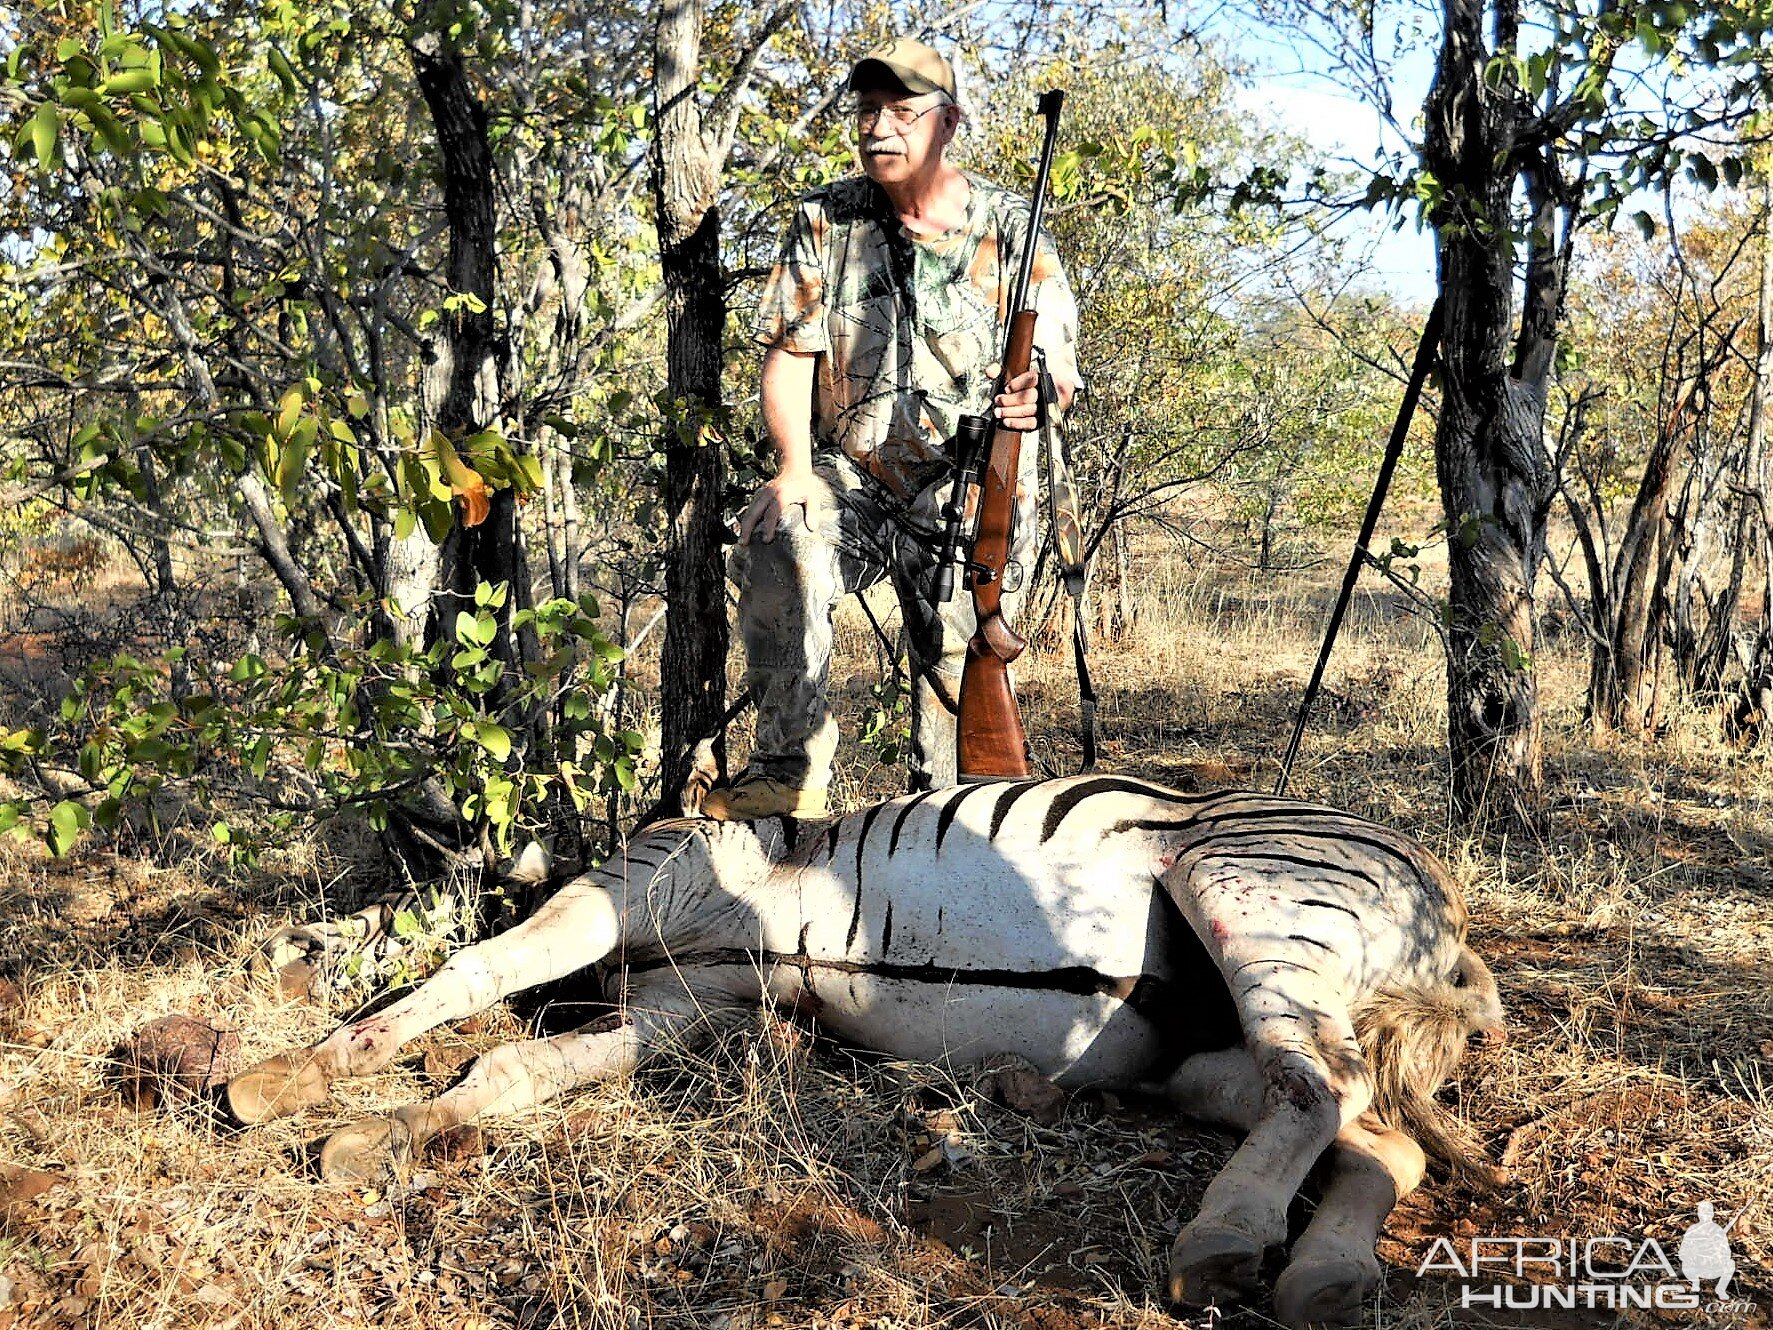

{"left": 701, "top": 772, "right": 828, "bottom": 821}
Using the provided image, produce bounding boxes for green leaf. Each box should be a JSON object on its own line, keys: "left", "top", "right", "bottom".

{"left": 82, "top": 102, "right": 131, "bottom": 156}
{"left": 101, "top": 67, "right": 159, "bottom": 95}
{"left": 29, "top": 103, "right": 58, "bottom": 168}
{"left": 468, "top": 721, "right": 511, "bottom": 762}
{"left": 467, "top": 611, "right": 498, "bottom": 646}
{"left": 420, "top": 497, "right": 453, "bottom": 544}
{"left": 48, "top": 800, "right": 90, "bottom": 857}
{"left": 267, "top": 45, "right": 299, "bottom": 94}
{"left": 275, "top": 383, "right": 304, "bottom": 441}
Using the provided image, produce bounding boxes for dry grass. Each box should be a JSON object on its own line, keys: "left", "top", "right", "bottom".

{"left": 4, "top": 530, "right": 1773, "bottom": 1329}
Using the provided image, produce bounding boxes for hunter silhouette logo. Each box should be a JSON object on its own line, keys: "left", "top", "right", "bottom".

{"left": 1418, "top": 1201, "right": 1755, "bottom": 1314}
{"left": 1677, "top": 1202, "right": 1736, "bottom": 1299}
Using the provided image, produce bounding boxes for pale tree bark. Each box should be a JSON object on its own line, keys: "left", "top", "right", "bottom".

{"left": 648, "top": 0, "right": 791, "bottom": 813}
{"left": 1752, "top": 174, "right": 1773, "bottom": 643}
{"left": 1729, "top": 171, "right": 1773, "bottom": 743}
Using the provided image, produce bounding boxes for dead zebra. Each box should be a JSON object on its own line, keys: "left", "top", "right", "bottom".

{"left": 227, "top": 775, "right": 1504, "bottom": 1328}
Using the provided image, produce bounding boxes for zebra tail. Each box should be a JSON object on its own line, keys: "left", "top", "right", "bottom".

{"left": 1353, "top": 964, "right": 1506, "bottom": 1190}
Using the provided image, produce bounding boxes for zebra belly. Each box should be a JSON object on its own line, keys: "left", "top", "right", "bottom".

{"left": 749, "top": 871, "right": 1243, "bottom": 1087}
{"left": 791, "top": 973, "right": 1176, "bottom": 1088}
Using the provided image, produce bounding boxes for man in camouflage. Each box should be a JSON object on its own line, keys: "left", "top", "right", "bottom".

{"left": 704, "top": 37, "right": 1081, "bottom": 821}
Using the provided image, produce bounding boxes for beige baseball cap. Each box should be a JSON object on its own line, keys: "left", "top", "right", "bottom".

{"left": 847, "top": 38, "right": 955, "bottom": 99}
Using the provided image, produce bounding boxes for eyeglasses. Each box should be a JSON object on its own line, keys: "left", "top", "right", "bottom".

{"left": 844, "top": 98, "right": 951, "bottom": 131}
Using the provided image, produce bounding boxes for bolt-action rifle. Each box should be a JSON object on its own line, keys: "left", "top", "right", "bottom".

{"left": 932, "top": 89, "right": 1065, "bottom": 781}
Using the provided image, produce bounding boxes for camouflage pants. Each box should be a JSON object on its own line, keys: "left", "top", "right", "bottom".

{"left": 730, "top": 450, "right": 1037, "bottom": 792}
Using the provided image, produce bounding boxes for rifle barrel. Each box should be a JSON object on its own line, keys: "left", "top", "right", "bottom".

{"left": 1007, "top": 90, "right": 1065, "bottom": 324}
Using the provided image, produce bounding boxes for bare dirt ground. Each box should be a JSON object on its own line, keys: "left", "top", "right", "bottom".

{"left": 3, "top": 542, "right": 1772, "bottom": 1329}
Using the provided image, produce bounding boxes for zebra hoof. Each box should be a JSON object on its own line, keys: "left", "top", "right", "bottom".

{"left": 1168, "top": 1222, "right": 1265, "bottom": 1307}
{"left": 1273, "top": 1254, "right": 1377, "bottom": 1329}
{"left": 320, "top": 1117, "right": 414, "bottom": 1186}
{"left": 225, "top": 1051, "right": 330, "bottom": 1125}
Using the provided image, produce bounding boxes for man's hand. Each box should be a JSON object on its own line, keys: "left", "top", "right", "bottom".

{"left": 738, "top": 468, "right": 820, "bottom": 544}
{"left": 993, "top": 367, "right": 1075, "bottom": 433}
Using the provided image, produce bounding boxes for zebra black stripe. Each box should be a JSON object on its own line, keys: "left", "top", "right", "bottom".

{"left": 1040, "top": 777, "right": 1218, "bottom": 844}
{"left": 1299, "top": 898, "right": 1362, "bottom": 921}
{"left": 628, "top": 949, "right": 1162, "bottom": 1001}
{"left": 1178, "top": 806, "right": 1422, "bottom": 869}
{"left": 1232, "top": 956, "right": 1315, "bottom": 979}
{"left": 889, "top": 788, "right": 944, "bottom": 855}
{"left": 848, "top": 801, "right": 892, "bottom": 952}
{"left": 1186, "top": 848, "right": 1388, "bottom": 893}
{"left": 1107, "top": 800, "right": 1357, "bottom": 838}
{"left": 1112, "top": 817, "right": 1420, "bottom": 878}
{"left": 935, "top": 781, "right": 1000, "bottom": 852}
{"left": 988, "top": 780, "right": 1044, "bottom": 841}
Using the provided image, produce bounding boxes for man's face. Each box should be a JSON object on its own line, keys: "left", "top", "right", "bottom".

{"left": 854, "top": 89, "right": 957, "bottom": 185}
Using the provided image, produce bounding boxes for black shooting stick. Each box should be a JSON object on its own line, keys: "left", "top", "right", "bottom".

{"left": 1273, "top": 297, "right": 1444, "bottom": 797}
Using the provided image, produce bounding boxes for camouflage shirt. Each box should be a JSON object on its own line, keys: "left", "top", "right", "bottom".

{"left": 754, "top": 172, "right": 1081, "bottom": 496}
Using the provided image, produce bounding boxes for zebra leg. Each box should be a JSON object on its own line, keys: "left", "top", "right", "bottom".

{"left": 1272, "top": 1117, "right": 1424, "bottom": 1329}
{"left": 1168, "top": 994, "right": 1370, "bottom": 1309}
{"left": 226, "top": 872, "right": 622, "bottom": 1125}
{"left": 1161, "top": 1047, "right": 1263, "bottom": 1130}
{"left": 1167, "top": 1051, "right": 1417, "bottom": 1328}
{"left": 318, "top": 973, "right": 751, "bottom": 1184}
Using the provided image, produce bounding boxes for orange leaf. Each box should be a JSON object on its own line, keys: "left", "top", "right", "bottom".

{"left": 454, "top": 475, "right": 491, "bottom": 527}
{"left": 426, "top": 430, "right": 492, "bottom": 527}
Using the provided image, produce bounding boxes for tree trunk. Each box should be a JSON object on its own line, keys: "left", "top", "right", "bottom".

{"left": 397, "top": 28, "right": 516, "bottom": 871}
{"left": 1423, "top": 0, "right": 1555, "bottom": 821}
{"left": 409, "top": 32, "right": 514, "bottom": 664}
{"left": 1599, "top": 413, "right": 1689, "bottom": 732}
{"left": 1728, "top": 170, "right": 1773, "bottom": 743}
{"left": 1752, "top": 173, "right": 1773, "bottom": 651}
{"left": 649, "top": 0, "right": 731, "bottom": 814}
{"left": 133, "top": 437, "right": 188, "bottom": 697}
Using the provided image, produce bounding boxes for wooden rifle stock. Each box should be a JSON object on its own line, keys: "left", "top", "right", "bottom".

{"left": 956, "top": 311, "right": 1036, "bottom": 779}
{"left": 955, "top": 89, "right": 1063, "bottom": 782}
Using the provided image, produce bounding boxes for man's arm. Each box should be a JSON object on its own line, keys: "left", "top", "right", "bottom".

{"left": 738, "top": 345, "right": 822, "bottom": 544}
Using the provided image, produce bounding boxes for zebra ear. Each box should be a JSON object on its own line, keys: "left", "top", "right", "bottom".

{"left": 509, "top": 840, "right": 552, "bottom": 887}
